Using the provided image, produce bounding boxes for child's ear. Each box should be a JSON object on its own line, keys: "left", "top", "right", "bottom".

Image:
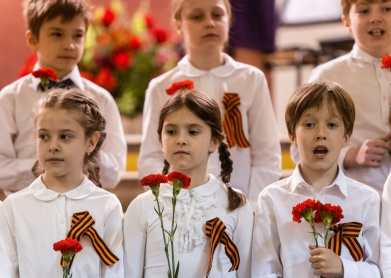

{"left": 173, "top": 19, "right": 182, "bottom": 36}
{"left": 25, "top": 30, "right": 38, "bottom": 51}
{"left": 87, "top": 131, "right": 100, "bottom": 154}
{"left": 342, "top": 133, "right": 351, "bottom": 148}
{"left": 209, "top": 138, "right": 220, "bottom": 154}
{"left": 288, "top": 134, "right": 297, "bottom": 147}
{"left": 341, "top": 15, "right": 352, "bottom": 34}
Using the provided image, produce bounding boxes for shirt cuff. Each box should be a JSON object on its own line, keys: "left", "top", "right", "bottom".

{"left": 341, "top": 257, "right": 358, "bottom": 278}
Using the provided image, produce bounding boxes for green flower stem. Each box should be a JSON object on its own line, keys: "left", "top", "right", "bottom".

{"left": 171, "top": 196, "right": 177, "bottom": 278}
{"left": 311, "top": 224, "right": 319, "bottom": 248}
{"left": 155, "top": 196, "right": 172, "bottom": 278}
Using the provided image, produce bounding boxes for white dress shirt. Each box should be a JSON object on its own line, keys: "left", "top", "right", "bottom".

{"left": 380, "top": 172, "right": 391, "bottom": 277}
{"left": 0, "top": 176, "right": 124, "bottom": 278}
{"left": 0, "top": 64, "right": 127, "bottom": 193}
{"left": 252, "top": 164, "right": 381, "bottom": 278}
{"left": 292, "top": 44, "right": 391, "bottom": 195}
{"left": 123, "top": 174, "right": 253, "bottom": 278}
{"left": 138, "top": 53, "right": 281, "bottom": 210}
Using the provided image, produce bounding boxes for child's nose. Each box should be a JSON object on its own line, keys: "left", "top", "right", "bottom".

{"left": 176, "top": 133, "right": 187, "bottom": 146}
{"left": 204, "top": 16, "right": 215, "bottom": 28}
{"left": 63, "top": 38, "right": 76, "bottom": 50}
{"left": 49, "top": 139, "right": 60, "bottom": 152}
{"left": 369, "top": 9, "right": 383, "bottom": 23}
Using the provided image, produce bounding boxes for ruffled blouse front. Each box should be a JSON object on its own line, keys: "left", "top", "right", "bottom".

{"left": 158, "top": 175, "right": 223, "bottom": 252}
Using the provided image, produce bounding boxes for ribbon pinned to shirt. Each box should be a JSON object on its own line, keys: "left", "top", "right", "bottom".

{"left": 61, "top": 211, "right": 120, "bottom": 268}
{"left": 205, "top": 217, "right": 240, "bottom": 277}
{"left": 328, "top": 222, "right": 363, "bottom": 261}
{"left": 222, "top": 93, "right": 250, "bottom": 148}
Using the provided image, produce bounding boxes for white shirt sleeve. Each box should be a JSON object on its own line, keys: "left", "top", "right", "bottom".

{"left": 251, "top": 192, "right": 282, "bottom": 278}
{"left": 246, "top": 75, "right": 281, "bottom": 210}
{"left": 137, "top": 79, "right": 167, "bottom": 178}
{"left": 101, "top": 197, "right": 124, "bottom": 277}
{"left": 0, "top": 90, "right": 36, "bottom": 192}
{"left": 97, "top": 95, "right": 127, "bottom": 189}
{"left": 123, "top": 197, "right": 147, "bottom": 277}
{"left": 0, "top": 199, "right": 18, "bottom": 277}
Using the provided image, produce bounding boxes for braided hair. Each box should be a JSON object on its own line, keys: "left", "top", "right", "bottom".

{"left": 158, "top": 90, "right": 246, "bottom": 211}
{"left": 33, "top": 88, "right": 106, "bottom": 187}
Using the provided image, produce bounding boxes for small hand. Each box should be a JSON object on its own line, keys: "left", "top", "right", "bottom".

{"left": 308, "top": 245, "right": 344, "bottom": 278}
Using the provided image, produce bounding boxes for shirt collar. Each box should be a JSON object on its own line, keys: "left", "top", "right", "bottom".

{"left": 177, "top": 53, "right": 237, "bottom": 78}
{"left": 32, "top": 175, "right": 96, "bottom": 201}
{"left": 290, "top": 163, "right": 348, "bottom": 197}
{"left": 350, "top": 44, "right": 382, "bottom": 64}
{"left": 31, "top": 63, "right": 84, "bottom": 91}
{"left": 160, "top": 174, "right": 221, "bottom": 197}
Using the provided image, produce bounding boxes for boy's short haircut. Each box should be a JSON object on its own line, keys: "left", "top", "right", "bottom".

{"left": 285, "top": 79, "right": 355, "bottom": 137}
{"left": 341, "top": 0, "right": 390, "bottom": 17}
{"left": 23, "top": 0, "right": 93, "bottom": 38}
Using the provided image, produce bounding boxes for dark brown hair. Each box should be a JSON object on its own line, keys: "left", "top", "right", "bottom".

{"left": 285, "top": 79, "right": 355, "bottom": 138}
{"left": 23, "top": 0, "right": 92, "bottom": 38}
{"left": 33, "top": 88, "right": 106, "bottom": 187}
{"left": 158, "top": 90, "right": 246, "bottom": 211}
{"left": 341, "top": 0, "right": 389, "bottom": 17}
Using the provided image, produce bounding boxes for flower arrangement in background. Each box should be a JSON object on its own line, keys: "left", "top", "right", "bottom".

{"left": 140, "top": 171, "right": 191, "bottom": 278}
{"left": 79, "top": 0, "right": 180, "bottom": 116}
{"left": 19, "top": 0, "right": 181, "bottom": 117}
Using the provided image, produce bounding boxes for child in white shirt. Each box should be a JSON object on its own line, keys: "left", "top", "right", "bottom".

{"left": 138, "top": 0, "right": 281, "bottom": 210}
{"left": 0, "top": 0, "right": 126, "bottom": 194}
{"left": 292, "top": 0, "right": 391, "bottom": 195}
{"left": 0, "top": 88, "right": 124, "bottom": 278}
{"left": 252, "top": 80, "right": 380, "bottom": 277}
{"left": 124, "top": 89, "right": 253, "bottom": 277}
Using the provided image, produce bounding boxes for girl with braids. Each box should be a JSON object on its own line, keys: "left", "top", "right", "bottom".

{"left": 0, "top": 88, "right": 123, "bottom": 277}
{"left": 124, "top": 89, "right": 253, "bottom": 277}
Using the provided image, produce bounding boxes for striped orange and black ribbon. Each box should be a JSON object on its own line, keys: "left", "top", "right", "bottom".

{"left": 205, "top": 217, "right": 240, "bottom": 277}
{"left": 61, "top": 211, "right": 119, "bottom": 268}
{"left": 222, "top": 93, "right": 250, "bottom": 148}
{"left": 328, "top": 222, "right": 363, "bottom": 261}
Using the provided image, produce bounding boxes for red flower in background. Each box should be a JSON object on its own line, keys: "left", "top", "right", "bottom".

{"left": 166, "top": 80, "right": 194, "bottom": 95}
{"left": 153, "top": 28, "right": 168, "bottom": 44}
{"left": 102, "top": 8, "right": 115, "bottom": 27}
{"left": 167, "top": 171, "right": 191, "bottom": 189}
{"left": 19, "top": 53, "right": 38, "bottom": 78}
{"left": 382, "top": 55, "right": 391, "bottom": 69}
{"left": 113, "top": 51, "right": 131, "bottom": 69}
{"left": 130, "top": 36, "right": 141, "bottom": 50}
{"left": 94, "top": 67, "right": 117, "bottom": 91}
{"left": 144, "top": 14, "right": 154, "bottom": 29}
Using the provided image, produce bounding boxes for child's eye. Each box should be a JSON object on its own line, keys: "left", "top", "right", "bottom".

{"left": 304, "top": 123, "right": 314, "bottom": 128}
{"left": 74, "top": 33, "right": 84, "bottom": 39}
{"left": 189, "top": 130, "right": 199, "bottom": 135}
{"left": 166, "top": 130, "right": 177, "bottom": 135}
{"left": 38, "top": 134, "right": 49, "bottom": 140}
{"left": 60, "top": 134, "right": 71, "bottom": 140}
{"left": 381, "top": 6, "right": 391, "bottom": 12}
{"left": 190, "top": 14, "right": 203, "bottom": 21}
{"left": 51, "top": 32, "right": 62, "bottom": 37}
{"left": 212, "top": 13, "right": 222, "bottom": 19}
{"left": 328, "top": 123, "right": 337, "bottom": 128}
{"left": 358, "top": 8, "right": 369, "bottom": 14}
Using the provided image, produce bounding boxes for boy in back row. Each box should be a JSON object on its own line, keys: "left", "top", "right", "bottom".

{"left": 252, "top": 80, "right": 381, "bottom": 277}
{"left": 0, "top": 0, "right": 126, "bottom": 194}
{"left": 292, "top": 0, "right": 391, "bottom": 195}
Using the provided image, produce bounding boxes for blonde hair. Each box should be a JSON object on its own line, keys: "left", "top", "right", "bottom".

{"left": 33, "top": 88, "right": 106, "bottom": 187}
{"left": 171, "top": 0, "right": 232, "bottom": 21}
{"left": 341, "top": 0, "right": 390, "bottom": 17}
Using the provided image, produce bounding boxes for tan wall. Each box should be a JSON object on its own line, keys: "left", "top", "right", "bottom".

{"left": 0, "top": 0, "right": 172, "bottom": 89}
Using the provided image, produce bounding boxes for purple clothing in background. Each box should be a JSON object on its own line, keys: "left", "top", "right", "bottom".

{"left": 229, "top": 0, "right": 278, "bottom": 53}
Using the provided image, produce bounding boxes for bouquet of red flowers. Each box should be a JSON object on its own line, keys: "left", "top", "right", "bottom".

{"left": 140, "top": 171, "right": 191, "bottom": 278}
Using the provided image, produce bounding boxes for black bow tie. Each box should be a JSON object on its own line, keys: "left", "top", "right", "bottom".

{"left": 38, "top": 78, "right": 76, "bottom": 92}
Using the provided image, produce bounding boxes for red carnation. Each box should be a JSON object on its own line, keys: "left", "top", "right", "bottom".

{"left": 130, "top": 36, "right": 141, "bottom": 50}
{"left": 140, "top": 174, "right": 168, "bottom": 187}
{"left": 166, "top": 80, "right": 194, "bottom": 95}
{"left": 314, "top": 203, "right": 344, "bottom": 226}
{"left": 102, "top": 8, "right": 115, "bottom": 27}
{"left": 53, "top": 238, "right": 83, "bottom": 254}
{"left": 153, "top": 28, "right": 168, "bottom": 44}
{"left": 144, "top": 14, "right": 154, "bottom": 29}
{"left": 94, "top": 67, "right": 117, "bottom": 91}
{"left": 113, "top": 51, "right": 131, "bottom": 69}
{"left": 32, "top": 68, "right": 57, "bottom": 81}
{"left": 167, "top": 171, "right": 191, "bottom": 189}
{"left": 292, "top": 199, "right": 321, "bottom": 224}
{"left": 382, "top": 55, "right": 391, "bottom": 69}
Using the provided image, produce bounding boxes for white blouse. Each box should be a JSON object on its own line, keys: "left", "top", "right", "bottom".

{"left": 0, "top": 176, "right": 124, "bottom": 278}
{"left": 123, "top": 175, "right": 253, "bottom": 277}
